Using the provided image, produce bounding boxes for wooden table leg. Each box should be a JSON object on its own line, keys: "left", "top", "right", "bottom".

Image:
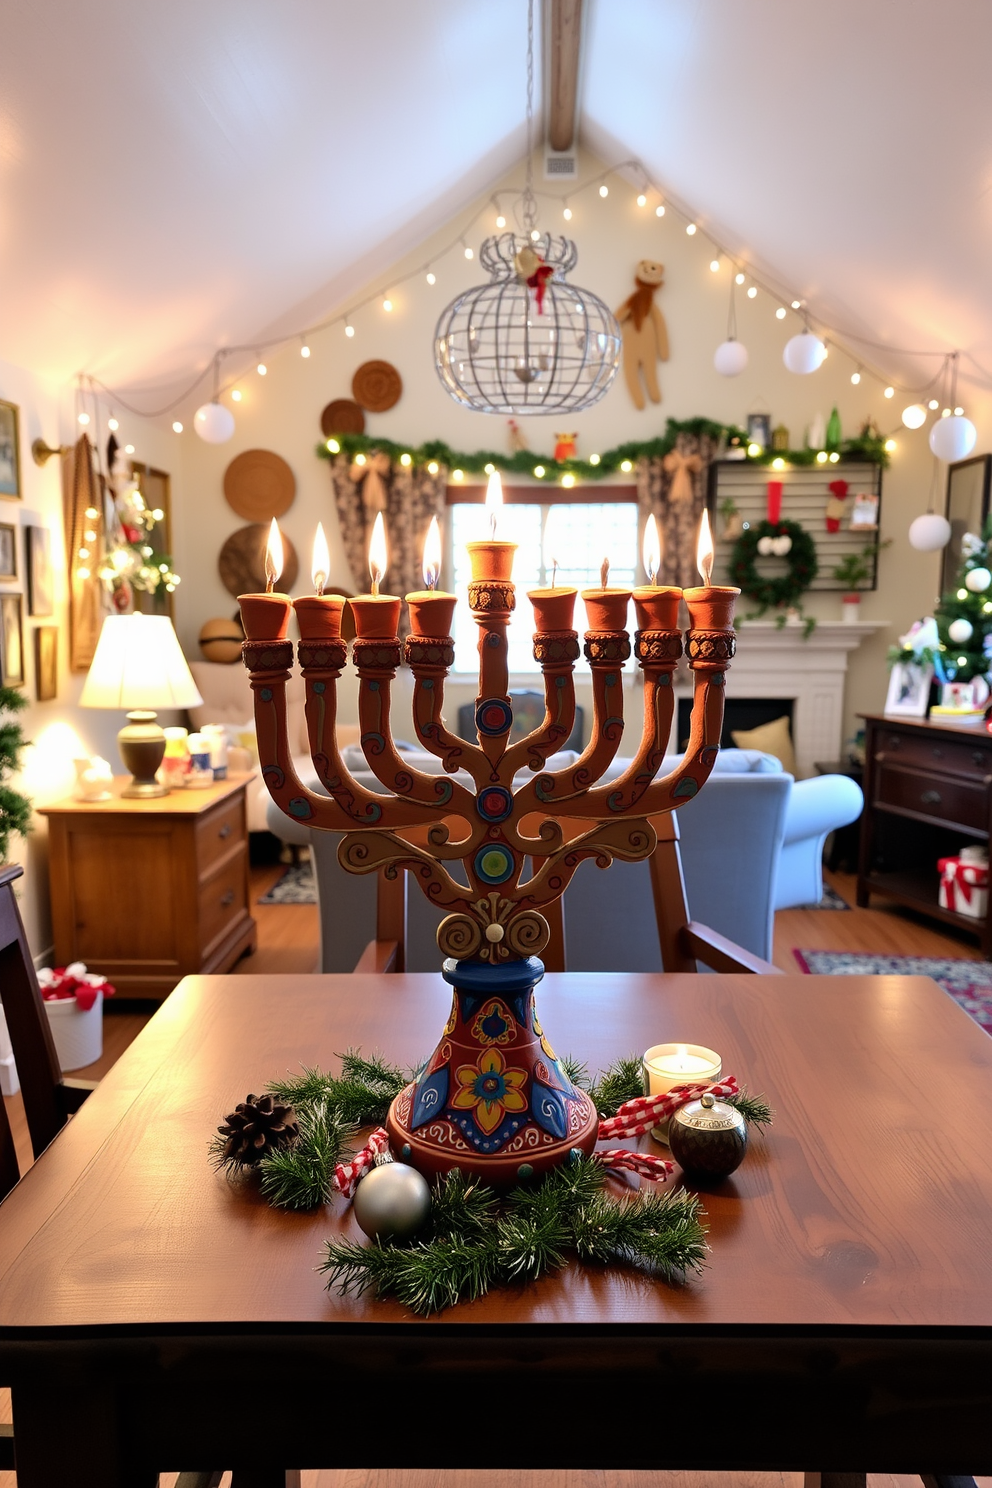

{"left": 11, "top": 1381, "right": 157, "bottom": 1488}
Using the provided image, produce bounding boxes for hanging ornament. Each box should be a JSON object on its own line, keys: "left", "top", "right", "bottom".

{"left": 714, "top": 339, "right": 747, "bottom": 376}
{"left": 194, "top": 401, "right": 236, "bottom": 444}
{"left": 908, "top": 513, "right": 951, "bottom": 551}
{"left": 930, "top": 415, "right": 977, "bottom": 462}
{"left": 783, "top": 330, "right": 826, "bottom": 374}
{"left": 825, "top": 406, "right": 842, "bottom": 448}
{"left": 352, "top": 1158, "right": 432, "bottom": 1240}
{"left": 948, "top": 617, "right": 975, "bottom": 645}
{"left": 965, "top": 566, "right": 992, "bottom": 593}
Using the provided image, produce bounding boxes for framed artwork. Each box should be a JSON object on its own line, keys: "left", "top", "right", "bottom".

{"left": 0, "top": 523, "right": 16, "bottom": 581}
{"left": 884, "top": 660, "right": 933, "bottom": 718}
{"left": 34, "top": 625, "right": 58, "bottom": 701}
{"left": 25, "top": 524, "right": 53, "bottom": 616}
{"left": 746, "top": 413, "right": 772, "bottom": 449}
{"left": 0, "top": 593, "right": 24, "bottom": 685}
{"left": 943, "top": 454, "right": 991, "bottom": 597}
{"left": 0, "top": 401, "right": 21, "bottom": 500}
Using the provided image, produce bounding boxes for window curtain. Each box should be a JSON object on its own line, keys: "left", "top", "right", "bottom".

{"left": 636, "top": 430, "right": 721, "bottom": 589}
{"left": 328, "top": 454, "right": 448, "bottom": 636}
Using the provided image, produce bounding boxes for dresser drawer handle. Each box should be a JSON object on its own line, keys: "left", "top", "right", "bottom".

{"left": 218, "top": 823, "right": 232, "bottom": 839}
{"left": 921, "top": 790, "right": 942, "bottom": 806}
{"left": 220, "top": 889, "right": 235, "bottom": 907}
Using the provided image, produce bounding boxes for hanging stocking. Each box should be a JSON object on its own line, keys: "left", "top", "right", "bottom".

{"left": 766, "top": 480, "right": 783, "bottom": 525}
{"left": 825, "top": 479, "right": 848, "bottom": 533}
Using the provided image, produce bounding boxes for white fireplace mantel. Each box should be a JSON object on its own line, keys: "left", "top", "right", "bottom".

{"left": 672, "top": 619, "right": 888, "bottom": 777}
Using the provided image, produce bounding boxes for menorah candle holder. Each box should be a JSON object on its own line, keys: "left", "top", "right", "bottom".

{"left": 240, "top": 556, "right": 739, "bottom": 1186}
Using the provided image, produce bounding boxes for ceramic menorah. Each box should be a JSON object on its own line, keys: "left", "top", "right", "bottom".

{"left": 239, "top": 518, "right": 738, "bottom": 1186}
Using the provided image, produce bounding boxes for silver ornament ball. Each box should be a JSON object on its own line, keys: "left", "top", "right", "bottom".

{"left": 352, "top": 1161, "right": 432, "bottom": 1240}
{"left": 948, "top": 617, "right": 974, "bottom": 645}
{"left": 965, "top": 567, "right": 992, "bottom": 594}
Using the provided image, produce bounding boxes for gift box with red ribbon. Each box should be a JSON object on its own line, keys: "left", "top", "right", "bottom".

{"left": 937, "top": 848, "right": 989, "bottom": 919}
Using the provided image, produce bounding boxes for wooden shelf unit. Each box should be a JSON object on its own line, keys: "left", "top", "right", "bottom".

{"left": 857, "top": 712, "right": 992, "bottom": 955}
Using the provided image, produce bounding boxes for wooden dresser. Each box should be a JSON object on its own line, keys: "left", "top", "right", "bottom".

{"left": 858, "top": 712, "right": 992, "bottom": 954}
{"left": 40, "top": 776, "right": 257, "bottom": 998}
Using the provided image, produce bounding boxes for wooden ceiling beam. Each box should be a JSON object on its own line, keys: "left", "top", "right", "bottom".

{"left": 548, "top": 0, "right": 583, "bottom": 153}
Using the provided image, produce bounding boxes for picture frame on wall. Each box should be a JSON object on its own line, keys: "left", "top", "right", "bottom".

{"left": 34, "top": 624, "right": 58, "bottom": 701}
{"left": 0, "top": 523, "right": 16, "bottom": 581}
{"left": 25, "top": 524, "right": 53, "bottom": 616}
{"left": 942, "top": 454, "right": 991, "bottom": 597}
{"left": 884, "top": 660, "right": 934, "bottom": 718}
{"left": 0, "top": 402, "right": 21, "bottom": 500}
{"left": 746, "top": 413, "right": 772, "bottom": 449}
{"left": 0, "top": 593, "right": 24, "bottom": 685}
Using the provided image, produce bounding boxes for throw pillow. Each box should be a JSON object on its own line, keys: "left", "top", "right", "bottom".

{"left": 730, "top": 715, "right": 796, "bottom": 776}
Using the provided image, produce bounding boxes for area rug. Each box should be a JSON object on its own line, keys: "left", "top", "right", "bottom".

{"left": 794, "top": 949, "right": 992, "bottom": 1033}
{"left": 795, "top": 885, "right": 851, "bottom": 911}
{"left": 258, "top": 862, "right": 317, "bottom": 905}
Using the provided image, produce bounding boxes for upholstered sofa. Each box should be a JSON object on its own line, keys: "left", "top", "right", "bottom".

{"left": 266, "top": 748, "right": 863, "bottom": 972}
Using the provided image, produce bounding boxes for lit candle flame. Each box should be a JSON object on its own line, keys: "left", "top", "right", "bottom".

{"left": 485, "top": 468, "right": 503, "bottom": 539}
{"left": 643, "top": 513, "right": 662, "bottom": 585}
{"left": 600, "top": 556, "right": 610, "bottom": 589}
{"left": 264, "top": 517, "right": 283, "bottom": 594}
{"left": 369, "top": 511, "right": 387, "bottom": 597}
{"left": 696, "top": 508, "right": 714, "bottom": 586}
{"left": 422, "top": 514, "right": 442, "bottom": 591}
{"left": 311, "top": 522, "right": 330, "bottom": 596}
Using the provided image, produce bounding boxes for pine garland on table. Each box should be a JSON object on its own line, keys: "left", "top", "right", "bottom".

{"left": 315, "top": 416, "right": 889, "bottom": 485}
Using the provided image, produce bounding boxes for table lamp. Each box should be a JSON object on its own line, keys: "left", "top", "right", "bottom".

{"left": 80, "top": 614, "right": 203, "bottom": 798}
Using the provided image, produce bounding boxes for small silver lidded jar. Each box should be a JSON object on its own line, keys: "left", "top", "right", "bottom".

{"left": 668, "top": 1091, "right": 748, "bottom": 1179}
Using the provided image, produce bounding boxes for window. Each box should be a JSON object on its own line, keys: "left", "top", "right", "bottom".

{"left": 450, "top": 502, "right": 639, "bottom": 673}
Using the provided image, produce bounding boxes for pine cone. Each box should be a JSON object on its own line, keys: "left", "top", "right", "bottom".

{"left": 218, "top": 1094, "right": 299, "bottom": 1166}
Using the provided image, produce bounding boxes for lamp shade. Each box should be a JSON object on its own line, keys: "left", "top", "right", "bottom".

{"left": 80, "top": 615, "right": 203, "bottom": 711}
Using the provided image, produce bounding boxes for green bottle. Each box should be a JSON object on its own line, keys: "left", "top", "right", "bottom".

{"left": 825, "top": 406, "right": 842, "bottom": 449}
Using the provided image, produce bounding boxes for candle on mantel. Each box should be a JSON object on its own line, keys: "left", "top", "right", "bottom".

{"left": 642, "top": 1041, "right": 723, "bottom": 1145}
{"left": 406, "top": 515, "right": 457, "bottom": 638}
{"left": 683, "top": 508, "right": 739, "bottom": 631}
{"left": 351, "top": 511, "right": 402, "bottom": 638}
{"left": 632, "top": 512, "right": 682, "bottom": 632}
{"left": 239, "top": 517, "right": 292, "bottom": 639}
{"left": 295, "top": 522, "right": 348, "bottom": 640}
{"left": 581, "top": 554, "right": 632, "bottom": 633}
{"left": 467, "top": 468, "right": 517, "bottom": 584}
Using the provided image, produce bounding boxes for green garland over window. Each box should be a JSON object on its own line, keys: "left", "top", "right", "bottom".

{"left": 729, "top": 519, "right": 819, "bottom": 618}
{"left": 315, "top": 417, "right": 888, "bottom": 484}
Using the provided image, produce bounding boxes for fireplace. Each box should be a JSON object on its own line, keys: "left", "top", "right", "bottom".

{"left": 677, "top": 696, "right": 794, "bottom": 753}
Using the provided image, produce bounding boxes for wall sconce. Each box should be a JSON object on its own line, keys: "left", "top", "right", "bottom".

{"left": 32, "top": 439, "right": 69, "bottom": 467}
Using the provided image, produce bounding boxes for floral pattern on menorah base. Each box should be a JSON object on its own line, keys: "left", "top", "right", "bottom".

{"left": 385, "top": 956, "right": 599, "bottom": 1186}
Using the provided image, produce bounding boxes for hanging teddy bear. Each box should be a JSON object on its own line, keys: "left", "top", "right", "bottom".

{"left": 615, "top": 260, "right": 670, "bottom": 409}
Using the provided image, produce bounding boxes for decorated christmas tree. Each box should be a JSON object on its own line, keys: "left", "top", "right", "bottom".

{"left": 0, "top": 684, "right": 31, "bottom": 864}
{"left": 934, "top": 521, "right": 992, "bottom": 683}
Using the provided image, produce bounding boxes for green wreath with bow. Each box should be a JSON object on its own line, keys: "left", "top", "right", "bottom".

{"left": 729, "top": 519, "right": 819, "bottom": 625}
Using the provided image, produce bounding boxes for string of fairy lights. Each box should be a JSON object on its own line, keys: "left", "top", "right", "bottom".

{"left": 75, "top": 152, "right": 989, "bottom": 451}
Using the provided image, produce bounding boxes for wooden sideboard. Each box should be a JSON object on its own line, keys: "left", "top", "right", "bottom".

{"left": 857, "top": 711, "right": 992, "bottom": 954}
{"left": 39, "top": 776, "right": 257, "bottom": 998}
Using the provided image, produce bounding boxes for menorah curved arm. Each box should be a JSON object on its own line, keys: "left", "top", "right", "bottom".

{"left": 337, "top": 829, "right": 475, "bottom": 913}
{"left": 501, "top": 630, "right": 579, "bottom": 778}
{"left": 355, "top": 665, "right": 477, "bottom": 819}
{"left": 577, "top": 661, "right": 678, "bottom": 815}
{"left": 514, "top": 817, "right": 658, "bottom": 910}
{"left": 410, "top": 673, "right": 493, "bottom": 790}
{"left": 509, "top": 657, "right": 628, "bottom": 812}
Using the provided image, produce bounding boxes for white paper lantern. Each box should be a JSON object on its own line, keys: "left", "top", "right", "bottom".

{"left": 193, "top": 402, "right": 236, "bottom": 444}
{"left": 965, "top": 566, "right": 992, "bottom": 593}
{"left": 929, "top": 415, "right": 977, "bottom": 462}
{"left": 901, "top": 404, "right": 927, "bottom": 429}
{"left": 714, "top": 339, "right": 748, "bottom": 376}
{"left": 908, "top": 513, "right": 951, "bottom": 551}
{"left": 783, "top": 331, "right": 826, "bottom": 374}
{"left": 948, "top": 618, "right": 974, "bottom": 644}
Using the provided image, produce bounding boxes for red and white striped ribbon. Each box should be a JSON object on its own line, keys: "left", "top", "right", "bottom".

{"left": 597, "top": 1076, "right": 739, "bottom": 1141}
{"left": 333, "top": 1125, "right": 390, "bottom": 1197}
{"left": 594, "top": 1149, "right": 675, "bottom": 1181}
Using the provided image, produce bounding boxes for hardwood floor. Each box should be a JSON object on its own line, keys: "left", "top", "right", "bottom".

{"left": 1, "top": 857, "right": 990, "bottom": 1484}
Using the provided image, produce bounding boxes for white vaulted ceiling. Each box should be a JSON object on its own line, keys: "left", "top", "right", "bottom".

{"left": 2, "top": 0, "right": 992, "bottom": 400}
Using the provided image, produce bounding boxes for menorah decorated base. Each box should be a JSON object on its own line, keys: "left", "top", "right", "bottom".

{"left": 385, "top": 956, "right": 600, "bottom": 1187}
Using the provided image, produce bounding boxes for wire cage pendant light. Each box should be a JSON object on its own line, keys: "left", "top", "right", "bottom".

{"left": 433, "top": 231, "right": 621, "bottom": 416}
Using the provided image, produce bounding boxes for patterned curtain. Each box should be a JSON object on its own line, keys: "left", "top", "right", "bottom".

{"left": 636, "top": 430, "right": 721, "bottom": 589}
{"left": 329, "top": 455, "right": 448, "bottom": 637}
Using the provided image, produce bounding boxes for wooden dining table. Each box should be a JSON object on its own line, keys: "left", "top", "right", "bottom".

{"left": 1, "top": 969, "right": 991, "bottom": 1488}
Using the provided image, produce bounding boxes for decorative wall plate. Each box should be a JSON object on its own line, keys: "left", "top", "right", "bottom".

{"left": 320, "top": 399, "right": 366, "bottom": 437}
{"left": 218, "top": 523, "right": 299, "bottom": 597}
{"left": 352, "top": 360, "right": 402, "bottom": 412}
{"left": 223, "top": 450, "right": 296, "bottom": 521}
